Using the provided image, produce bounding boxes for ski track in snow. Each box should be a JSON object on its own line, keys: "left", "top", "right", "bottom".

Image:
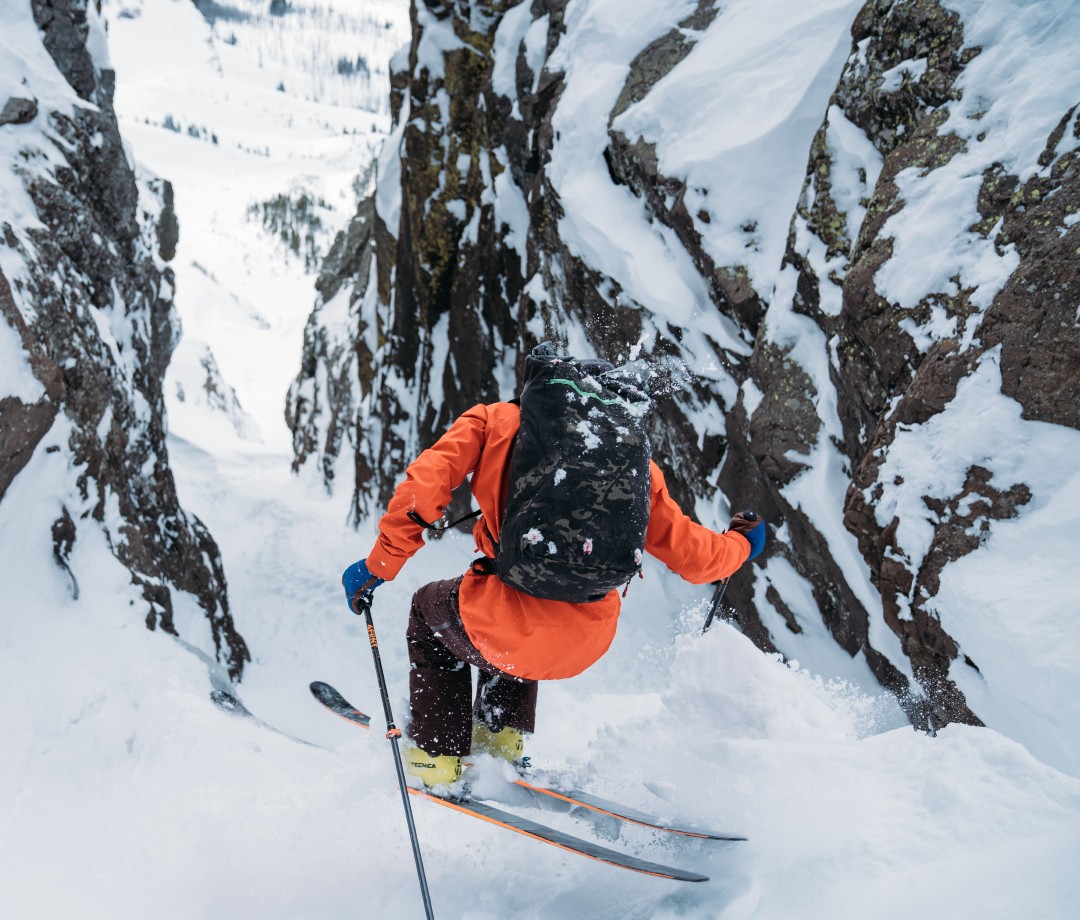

{"left": 2, "top": 1, "right": 1080, "bottom": 918}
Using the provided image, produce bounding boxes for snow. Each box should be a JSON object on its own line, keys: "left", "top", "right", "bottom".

{"left": 759, "top": 264, "right": 908, "bottom": 682}
{"left": 612, "top": 0, "right": 863, "bottom": 299}
{"left": 491, "top": 2, "right": 533, "bottom": 105}
{"left": 575, "top": 418, "right": 600, "bottom": 449}
{"left": 0, "top": 318, "right": 42, "bottom": 403}
{"left": 876, "top": 0, "right": 1080, "bottom": 324}
{"left": 3, "top": 0, "right": 1080, "bottom": 917}
{"left": 102, "top": 0, "right": 406, "bottom": 451}
{"left": 752, "top": 554, "right": 908, "bottom": 699}
{"left": 880, "top": 57, "right": 929, "bottom": 92}
{"left": 492, "top": 146, "right": 531, "bottom": 275}
{"left": 546, "top": 0, "right": 748, "bottom": 356}
{"left": 414, "top": 2, "right": 467, "bottom": 81}
{"left": 755, "top": 0, "right": 1080, "bottom": 722}
{"left": 780, "top": 433, "right": 916, "bottom": 684}
{"left": 0, "top": 0, "right": 89, "bottom": 271}
{"left": 532, "top": 0, "right": 867, "bottom": 505}
{"left": 814, "top": 104, "right": 885, "bottom": 316}
{"left": 375, "top": 98, "right": 408, "bottom": 232}
{"left": 522, "top": 14, "right": 550, "bottom": 92}
{"left": 7, "top": 441, "right": 1079, "bottom": 920}
{"left": 169, "top": 338, "right": 261, "bottom": 444}
{"left": 873, "top": 350, "right": 1080, "bottom": 777}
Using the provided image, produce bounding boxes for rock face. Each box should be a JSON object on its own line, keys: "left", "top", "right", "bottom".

{"left": 292, "top": 0, "right": 749, "bottom": 523}
{"left": 293, "top": 0, "right": 1080, "bottom": 744}
{"left": 287, "top": 195, "right": 377, "bottom": 505}
{"left": 1, "top": 1, "right": 248, "bottom": 678}
{"left": 725, "top": 0, "right": 1080, "bottom": 729}
{"left": 0, "top": 97, "right": 39, "bottom": 127}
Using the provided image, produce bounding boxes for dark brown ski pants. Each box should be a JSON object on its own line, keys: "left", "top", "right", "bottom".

{"left": 406, "top": 577, "right": 538, "bottom": 756}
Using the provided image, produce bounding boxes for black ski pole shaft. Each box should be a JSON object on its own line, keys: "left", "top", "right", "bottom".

{"left": 702, "top": 577, "right": 730, "bottom": 635}
{"left": 354, "top": 594, "right": 435, "bottom": 920}
{"left": 703, "top": 511, "right": 759, "bottom": 635}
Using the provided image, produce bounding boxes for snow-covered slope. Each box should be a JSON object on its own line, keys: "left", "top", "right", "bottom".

{"left": 5, "top": 521, "right": 1079, "bottom": 918}
{"left": 103, "top": 0, "right": 408, "bottom": 452}
{"left": 3, "top": 1, "right": 1080, "bottom": 918}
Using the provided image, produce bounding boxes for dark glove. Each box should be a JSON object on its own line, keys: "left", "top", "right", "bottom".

{"left": 729, "top": 510, "right": 765, "bottom": 560}
{"left": 342, "top": 559, "right": 384, "bottom": 613}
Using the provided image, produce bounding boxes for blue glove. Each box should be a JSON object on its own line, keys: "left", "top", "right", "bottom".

{"left": 729, "top": 511, "right": 766, "bottom": 560}
{"left": 342, "top": 559, "right": 384, "bottom": 613}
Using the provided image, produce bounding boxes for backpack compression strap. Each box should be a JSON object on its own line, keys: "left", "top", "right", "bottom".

{"left": 406, "top": 509, "right": 483, "bottom": 532}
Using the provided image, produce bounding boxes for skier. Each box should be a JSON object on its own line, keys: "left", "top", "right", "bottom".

{"left": 342, "top": 348, "right": 766, "bottom": 787}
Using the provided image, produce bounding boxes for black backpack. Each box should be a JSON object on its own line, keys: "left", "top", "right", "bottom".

{"left": 495, "top": 343, "right": 653, "bottom": 603}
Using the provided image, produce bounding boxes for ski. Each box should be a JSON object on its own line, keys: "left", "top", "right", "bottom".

{"left": 310, "top": 681, "right": 746, "bottom": 843}
{"left": 408, "top": 788, "right": 709, "bottom": 882}
{"left": 510, "top": 778, "right": 746, "bottom": 841}
{"left": 211, "top": 689, "right": 323, "bottom": 748}
{"left": 309, "top": 682, "right": 706, "bottom": 879}
{"left": 309, "top": 680, "right": 372, "bottom": 729}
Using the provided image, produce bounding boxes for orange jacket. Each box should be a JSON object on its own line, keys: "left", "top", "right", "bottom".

{"left": 365, "top": 402, "right": 750, "bottom": 680}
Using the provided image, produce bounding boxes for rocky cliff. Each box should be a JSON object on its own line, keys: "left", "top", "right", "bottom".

{"left": 291, "top": 0, "right": 1079, "bottom": 757}
{"left": 290, "top": 0, "right": 754, "bottom": 523}
{"left": 722, "top": 0, "right": 1079, "bottom": 732}
{"left": 1, "top": 0, "right": 247, "bottom": 678}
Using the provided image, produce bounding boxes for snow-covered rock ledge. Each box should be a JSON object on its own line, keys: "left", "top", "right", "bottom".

{"left": 0, "top": 0, "right": 247, "bottom": 678}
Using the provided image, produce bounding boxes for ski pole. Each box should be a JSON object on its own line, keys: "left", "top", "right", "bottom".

{"left": 352, "top": 593, "right": 436, "bottom": 920}
{"left": 702, "top": 511, "right": 759, "bottom": 634}
{"left": 701, "top": 577, "right": 730, "bottom": 635}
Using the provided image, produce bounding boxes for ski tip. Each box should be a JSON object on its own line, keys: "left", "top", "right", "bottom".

{"left": 514, "top": 780, "right": 747, "bottom": 842}
{"left": 669, "top": 869, "right": 709, "bottom": 883}
{"left": 210, "top": 689, "right": 247, "bottom": 716}
{"left": 309, "top": 681, "right": 372, "bottom": 728}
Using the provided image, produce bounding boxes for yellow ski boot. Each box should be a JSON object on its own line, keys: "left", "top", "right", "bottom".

{"left": 472, "top": 721, "right": 526, "bottom": 768}
{"left": 404, "top": 743, "right": 463, "bottom": 787}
